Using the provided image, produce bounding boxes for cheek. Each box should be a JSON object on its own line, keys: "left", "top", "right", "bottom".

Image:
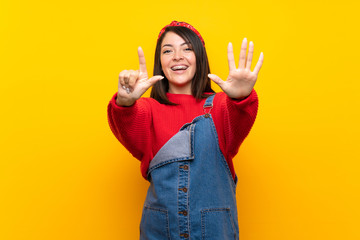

{"left": 160, "top": 59, "right": 171, "bottom": 78}
{"left": 186, "top": 53, "right": 196, "bottom": 66}
{"left": 160, "top": 57, "right": 164, "bottom": 69}
{"left": 160, "top": 57, "right": 169, "bottom": 71}
{"left": 188, "top": 57, "right": 196, "bottom": 72}
{"left": 192, "top": 58, "right": 196, "bottom": 69}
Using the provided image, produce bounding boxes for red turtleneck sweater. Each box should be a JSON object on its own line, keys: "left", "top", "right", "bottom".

{"left": 107, "top": 89, "right": 258, "bottom": 180}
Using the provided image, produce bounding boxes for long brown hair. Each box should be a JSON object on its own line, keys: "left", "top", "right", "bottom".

{"left": 150, "top": 26, "right": 215, "bottom": 105}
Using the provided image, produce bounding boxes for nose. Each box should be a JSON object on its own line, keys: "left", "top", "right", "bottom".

{"left": 173, "top": 50, "right": 183, "bottom": 61}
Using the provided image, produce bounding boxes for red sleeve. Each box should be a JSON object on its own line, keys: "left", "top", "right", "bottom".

{"left": 212, "top": 89, "right": 258, "bottom": 178}
{"left": 107, "top": 93, "right": 152, "bottom": 161}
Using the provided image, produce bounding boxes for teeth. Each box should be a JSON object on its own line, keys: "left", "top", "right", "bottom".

{"left": 171, "top": 65, "right": 187, "bottom": 70}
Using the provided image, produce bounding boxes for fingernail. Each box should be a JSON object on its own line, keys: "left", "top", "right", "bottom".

{"left": 126, "top": 88, "right": 131, "bottom": 94}
{"left": 160, "top": 76, "right": 164, "bottom": 80}
{"left": 122, "top": 85, "right": 126, "bottom": 90}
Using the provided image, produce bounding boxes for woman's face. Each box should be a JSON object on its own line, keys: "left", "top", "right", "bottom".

{"left": 160, "top": 32, "right": 196, "bottom": 94}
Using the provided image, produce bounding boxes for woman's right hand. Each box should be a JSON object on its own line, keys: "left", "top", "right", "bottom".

{"left": 116, "top": 47, "right": 164, "bottom": 106}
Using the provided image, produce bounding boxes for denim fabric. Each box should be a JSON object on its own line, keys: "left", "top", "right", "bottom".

{"left": 140, "top": 95, "right": 239, "bottom": 240}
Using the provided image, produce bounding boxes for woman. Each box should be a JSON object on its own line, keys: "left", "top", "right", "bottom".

{"left": 108, "top": 21, "right": 264, "bottom": 240}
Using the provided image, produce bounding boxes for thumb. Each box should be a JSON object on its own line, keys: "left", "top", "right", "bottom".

{"left": 146, "top": 75, "right": 164, "bottom": 88}
{"left": 208, "top": 73, "right": 225, "bottom": 88}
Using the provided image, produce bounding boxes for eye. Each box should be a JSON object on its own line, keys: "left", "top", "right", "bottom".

{"left": 162, "top": 49, "right": 172, "bottom": 54}
{"left": 185, "top": 47, "right": 193, "bottom": 52}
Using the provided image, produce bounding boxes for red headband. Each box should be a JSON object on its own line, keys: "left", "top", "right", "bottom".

{"left": 157, "top": 21, "right": 205, "bottom": 46}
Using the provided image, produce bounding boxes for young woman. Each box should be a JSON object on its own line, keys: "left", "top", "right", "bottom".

{"left": 107, "top": 21, "right": 264, "bottom": 240}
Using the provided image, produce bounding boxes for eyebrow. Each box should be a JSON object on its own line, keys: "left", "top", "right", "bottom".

{"left": 162, "top": 42, "right": 191, "bottom": 48}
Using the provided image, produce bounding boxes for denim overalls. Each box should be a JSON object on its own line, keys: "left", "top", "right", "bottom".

{"left": 140, "top": 95, "right": 239, "bottom": 240}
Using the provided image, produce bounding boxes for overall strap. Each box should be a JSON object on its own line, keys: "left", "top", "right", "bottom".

{"left": 203, "top": 94, "right": 215, "bottom": 117}
{"left": 203, "top": 94, "right": 215, "bottom": 107}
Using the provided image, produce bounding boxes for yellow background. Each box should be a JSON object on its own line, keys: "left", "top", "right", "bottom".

{"left": 1, "top": 0, "right": 359, "bottom": 239}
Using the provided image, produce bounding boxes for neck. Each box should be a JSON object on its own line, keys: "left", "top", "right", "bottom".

{"left": 168, "top": 84, "right": 192, "bottom": 95}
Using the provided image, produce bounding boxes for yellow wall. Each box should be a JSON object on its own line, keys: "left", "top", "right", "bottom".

{"left": 1, "top": 0, "right": 359, "bottom": 239}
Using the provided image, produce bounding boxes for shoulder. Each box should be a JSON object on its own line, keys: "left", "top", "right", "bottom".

{"left": 210, "top": 92, "right": 228, "bottom": 109}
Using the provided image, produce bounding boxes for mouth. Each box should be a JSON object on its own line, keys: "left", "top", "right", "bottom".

{"left": 171, "top": 65, "right": 188, "bottom": 71}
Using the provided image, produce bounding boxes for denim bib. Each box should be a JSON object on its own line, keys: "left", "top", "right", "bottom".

{"left": 140, "top": 94, "right": 239, "bottom": 240}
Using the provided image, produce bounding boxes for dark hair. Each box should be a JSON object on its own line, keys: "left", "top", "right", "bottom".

{"left": 150, "top": 26, "right": 215, "bottom": 105}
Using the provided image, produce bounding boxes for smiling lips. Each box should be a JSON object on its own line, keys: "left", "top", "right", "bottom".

{"left": 171, "top": 65, "right": 188, "bottom": 71}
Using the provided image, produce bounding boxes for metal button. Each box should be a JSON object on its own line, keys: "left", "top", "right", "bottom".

{"left": 182, "top": 187, "right": 188, "bottom": 193}
{"left": 184, "top": 233, "right": 189, "bottom": 238}
{"left": 179, "top": 210, "right": 188, "bottom": 216}
{"left": 180, "top": 233, "right": 189, "bottom": 238}
{"left": 204, "top": 113, "right": 210, "bottom": 118}
{"left": 180, "top": 165, "right": 189, "bottom": 170}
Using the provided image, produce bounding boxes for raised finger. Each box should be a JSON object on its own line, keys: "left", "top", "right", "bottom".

{"left": 138, "top": 46, "right": 148, "bottom": 75}
{"left": 227, "top": 43, "right": 236, "bottom": 72}
{"left": 246, "top": 41, "right": 254, "bottom": 70}
{"left": 208, "top": 73, "right": 225, "bottom": 89}
{"left": 238, "top": 38, "right": 248, "bottom": 69}
{"left": 253, "top": 52, "right": 264, "bottom": 75}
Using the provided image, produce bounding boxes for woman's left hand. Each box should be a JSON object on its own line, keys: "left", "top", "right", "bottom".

{"left": 208, "top": 38, "right": 264, "bottom": 99}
